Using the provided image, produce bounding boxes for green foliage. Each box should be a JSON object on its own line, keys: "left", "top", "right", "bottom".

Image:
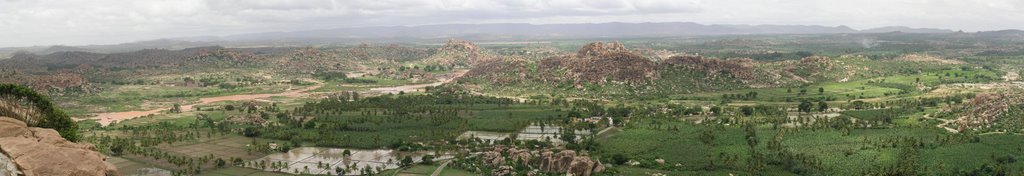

{"left": 400, "top": 156, "right": 414, "bottom": 167}
{"left": 421, "top": 155, "right": 435, "bottom": 165}
{"left": 0, "top": 84, "right": 79, "bottom": 141}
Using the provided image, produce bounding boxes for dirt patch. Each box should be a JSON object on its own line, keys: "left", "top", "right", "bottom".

{"left": 85, "top": 84, "right": 322, "bottom": 126}
{"left": 896, "top": 54, "right": 963, "bottom": 64}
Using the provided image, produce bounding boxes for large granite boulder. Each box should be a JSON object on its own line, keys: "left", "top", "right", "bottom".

{"left": 481, "top": 146, "right": 604, "bottom": 176}
{"left": 0, "top": 117, "right": 120, "bottom": 176}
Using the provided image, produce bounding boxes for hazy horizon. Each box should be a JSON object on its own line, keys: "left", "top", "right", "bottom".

{"left": 3, "top": 0, "right": 1024, "bottom": 47}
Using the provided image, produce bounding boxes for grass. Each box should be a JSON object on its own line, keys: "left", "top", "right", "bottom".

{"left": 438, "top": 166, "right": 476, "bottom": 176}
{"left": 107, "top": 156, "right": 172, "bottom": 176}
{"left": 597, "top": 119, "right": 1024, "bottom": 175}
{"left": 155, "top": 134, "right": 280, "bottom": 160}
{"left": 312, "top": 76, "right": 413, "bottom": 93}
{"left": 259, "top": 103, "right": 564, "bottom": 149}
{"left": 202, "top": 166, "right": 293, "bottom": 176}
{"left": 395, "top": 164, "right": 438, "bottom": 175}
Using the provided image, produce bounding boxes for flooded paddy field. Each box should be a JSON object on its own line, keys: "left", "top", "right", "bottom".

{"left": 458, "top": 124, "right": 593, "bottom": 144}
{"left": 248, "top": 147, "right": 451, "bottom": 175}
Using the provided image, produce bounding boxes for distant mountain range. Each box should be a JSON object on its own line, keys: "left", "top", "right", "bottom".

{"left": 5, "top": 22, "right": 1024, "bottom": 58}
{"left": 193, "top": 22, "right": 956, "bottom": 42}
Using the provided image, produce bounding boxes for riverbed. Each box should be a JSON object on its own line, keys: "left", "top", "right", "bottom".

{"left": 84, "top": 70, "right": 468, "bottom": 126}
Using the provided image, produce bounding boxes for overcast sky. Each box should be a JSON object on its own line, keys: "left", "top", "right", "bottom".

{"left": 1, "top": 0, "right": 1023, "bottom": 47}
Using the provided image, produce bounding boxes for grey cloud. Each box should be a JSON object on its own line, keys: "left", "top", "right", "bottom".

{"left": 0, "top": 0, "right": 1022, "bottom": 47}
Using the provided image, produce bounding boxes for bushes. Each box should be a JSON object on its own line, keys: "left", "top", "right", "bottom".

{"left": 0, "top": 84, "right": 79, "bottom": 141}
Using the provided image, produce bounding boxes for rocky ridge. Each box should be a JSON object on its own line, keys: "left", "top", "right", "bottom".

{"left": 480, "top": 146, "right": 605, "bottom": 176}
{"left": 0, "top": 117, "right": 119, "bottom": 176}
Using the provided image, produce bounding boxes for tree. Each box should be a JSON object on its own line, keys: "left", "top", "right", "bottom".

{"left": 817, "top": 100, "right": 829, "bottom": 112}
{"left": 421, "top": 155, "right": 435, "bottom": 165}
{"left": 242, "top": 127, "right": 260, "bottom": 137}
{"left": 109, "top": 139, "right": 128, "bottom": 156}
{"left": 699, "top": 129, "right": 717, "bottom": 145}
{"left": 0, "top": 84, "right": 80, "bottom": 141}
{"left": 710, "top": 106, "right": 723, "bottom": 115}
{"left": 559, "top": 127, "right": 577, "bottom": 144}
{"left": 171, "top": 103, "right": 182, "bottom": 113}
{"left": 744, "top": 124, "right": 759, "bottom": 148}
{"left": 851, "top": 100, "right": 866, "bottom": 110}
{"left": 741, "top": 106, "right": 755, "bottom": 116}
{"left": 215, "top": 158, "right": 226, "bottom": 167}
{"left": 610, "top": 153, "right": 630, "bottom": 165}
{"left": 798, "top": 100, "right": 813, "bottom": 113}
{"left": 400, "top": 156, "right": 414, "bottom": 167}
{"left": 335, "top": 167, "right": 345, "bottom": 175}
{"left": 818, "top": 87, "right": 825, "bottom": 95}
{"left": 232, "top": 158, "right": 244, "bottom": 166}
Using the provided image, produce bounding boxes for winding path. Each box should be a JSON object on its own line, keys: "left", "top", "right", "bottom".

{"left": 369, "top": 70, "right": 467, "bottom": 94}
{"left": 429, "top": 160, "right": 452, "bottom": 176}
{"left": 920, "top": 114, "right": 958, "bottom": 133}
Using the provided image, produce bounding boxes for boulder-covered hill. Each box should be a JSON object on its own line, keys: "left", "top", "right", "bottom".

{"left": 420, "top": 39, "right": 491, "bottom": 67}
{"left": 464, "top": 42, "right": 657, "bottom": 88}
{"left": 459, "top": 42, "right": 964, "bottom": 97}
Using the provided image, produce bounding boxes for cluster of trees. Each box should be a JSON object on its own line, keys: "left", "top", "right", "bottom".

{"left": 245, "top": 89, "right": 530, "bottom": 149}
{"left": 722, "top": 91, "right": 759, "bottom": 101}
{"left": 92, "top": 135, "right": 220, "bottom": 175}
{"left": 0, "top": 84, "right": 79, "bottom": 141}
{"left": 796, "top": 100, "right": 828, "bottom": 113}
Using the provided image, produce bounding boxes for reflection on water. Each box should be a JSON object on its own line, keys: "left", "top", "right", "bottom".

{"left": 782, "top": 113, "right": 843, "bottom": 128}
{"left": 128, "top": 167, "right": 171, "bottom": 176}
{"left": 249, "top": 147, "right": 449, "bottom": 175}
{"left": 458, "top": 124, "right": 592, "bottom": 144}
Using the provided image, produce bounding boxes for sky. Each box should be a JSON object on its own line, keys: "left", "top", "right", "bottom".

{"left": 1, "top": 0, "right": 1023, "bottom": 47}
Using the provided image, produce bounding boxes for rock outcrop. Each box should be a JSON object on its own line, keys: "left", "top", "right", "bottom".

{"left": 425, "top": 39, "right": 485, "bottom": 66}
{"left": 538, "top": 41, "right": 658, "bottom": 87}
{"left": 481, "top": 146, "right": 604, "bottom": 176}
{"left": 0, "top": 117, "right": 120, "bottom": 176}
{"left": 953, "top": 92, "right": 1024, "bottom": 131}
{"left": 662, "top": 55, "right": 756, "bottom": 81}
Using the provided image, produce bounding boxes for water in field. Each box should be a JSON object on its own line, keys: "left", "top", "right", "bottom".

{"left": 127, "top": 168, "right": 172, "bottom": 176}
{"left": 248, "top": 147, "right": 450, "bottom": 175}
{"left": 458, "top": 131, "right": 511, "bottom": 142}
{"left": 782, "top": 112, "right": 843, "bottom": 127}
{"left": 458, "top": 124, "right": 592, "bottom": 144}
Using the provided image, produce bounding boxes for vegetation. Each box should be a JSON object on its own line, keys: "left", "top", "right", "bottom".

{"left": 6, "top": 32, "right": 1024, "bottom": 175}
{"left": 0, "top": 83, "right": 79, "bottom": 141}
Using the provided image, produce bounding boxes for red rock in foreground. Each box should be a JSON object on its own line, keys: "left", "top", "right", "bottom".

{"left": 0, "top": 117, "right": 120, "bottom": 176}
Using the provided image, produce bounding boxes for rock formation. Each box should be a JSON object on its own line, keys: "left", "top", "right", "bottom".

{"left": 537, "top": 41, "right": 658, "bottom": 87}
{"left": 425, "top": 39, "right": 485, "bottom": 66}
{"left": 0, "top": 117, "right": 120, "bottom": 176}
{"left": 953, "top": 92, "right": 1024, "bottom": 131}
{"left": 480, "top": 146, "right": 605, "bottom": 176}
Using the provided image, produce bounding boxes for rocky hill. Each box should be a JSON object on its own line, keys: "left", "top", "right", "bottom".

{"left": 946, "top": 90, "right": 1024, "bottom": 132}
{"left": 463, "top": 56, "right": 530, "bottom": 85}
{"left": 463, "top": 42, "right": 657, "bottom": 88}
{"left": 460, "top": 42, "right": 962, "bottom": 97}
{"left": 539, "top": 42, "right": 657, "bottom": 87}
{"left": 422, "top": 39, "right": 487, "bottom": 67}
{"left": 0, "top": 117, "right": 120, "bottom": 176}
